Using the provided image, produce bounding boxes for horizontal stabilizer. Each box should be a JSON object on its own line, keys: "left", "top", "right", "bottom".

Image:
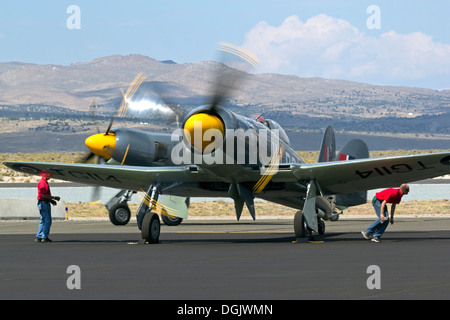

{"left": 336, "top": 139, "right": 369, "bottom": 207}
{"left": 337, "top": 139, "right": 369, "bottom": 161}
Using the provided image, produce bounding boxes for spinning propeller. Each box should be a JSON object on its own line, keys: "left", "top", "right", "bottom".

{"left": 80, "top": 73, "right": 146, "bottom": 163}
{"left": 82, "top": 42, "right": 259, "bottom": 163}
{"left": 183, "top": 42, "right": 260, "bottom": 152}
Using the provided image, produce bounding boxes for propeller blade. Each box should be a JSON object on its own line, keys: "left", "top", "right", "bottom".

{"left": 105, "top": 115, "right": 115, "bottom": 135}
{"left": 90, "top": 185, "right": 102, "bottom": 203}
{"left": 77, "top": 152, "right": 96, "bottom": 163}
{"left": 209, "top": 42, "right": 260, "bottom": 110}
{"left": 88, "top": 153, "right": 106, "bottom": 202}
{"left": 118, "top": 73, "right": 147, "bottom": 118}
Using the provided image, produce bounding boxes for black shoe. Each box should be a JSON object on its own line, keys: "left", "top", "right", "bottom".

{"left": 41, "top": 238, "right": 52, "bottom": 243}
{"left": 35, "top": 237, "right": 42, "bottom": 242}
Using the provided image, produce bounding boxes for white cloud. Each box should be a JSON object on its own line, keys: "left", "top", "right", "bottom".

{"left": 242, "top": 14, "right": 450, "bottom": 87}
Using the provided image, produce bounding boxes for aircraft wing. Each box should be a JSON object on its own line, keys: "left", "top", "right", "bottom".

{"left": 4, "top": 152, "right": 450, "bottom": 195}
{"left": 3, "top": 161, "right": 222, "bottom": 191}
{"left": 283, "top": 152, "right": 450, "bottom": 195}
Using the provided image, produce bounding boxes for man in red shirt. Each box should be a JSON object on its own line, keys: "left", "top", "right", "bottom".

{"left": 361, "top": 183, "right": 409, "bottom": 243}
{"left": 36, "top": 171, "right": 60, "bottom": 243}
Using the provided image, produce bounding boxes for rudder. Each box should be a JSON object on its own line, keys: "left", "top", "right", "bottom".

{"left": 317, "top": 126, "right": 336, "bottom": 163}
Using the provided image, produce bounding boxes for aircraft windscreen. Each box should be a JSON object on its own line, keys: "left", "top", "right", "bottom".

{"left": 265, "top": 119, "right": 290, "bottom": 145}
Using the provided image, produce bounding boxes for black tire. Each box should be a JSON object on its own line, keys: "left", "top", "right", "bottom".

{"left": 294, "top": 210, "right": 312, "bottom": 240}
{"left": 161, "top": 208, "right": 183, "bottom": 226}
{"left": 141, "top": 212, "right": 160, "bottom": 244}
{"left": 109, "top": 203, "right": 131, "bottom": 226}
{"left": 162, "top": 215, "right": 183, "bottom": 226}
{"left": 318, "top": 218, "right": 325, "bottom": 235}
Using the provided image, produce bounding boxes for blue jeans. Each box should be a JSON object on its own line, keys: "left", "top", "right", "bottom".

{"left": 37, "top": 200, "right": 52, "bottom": 239}
{"left": 365, "top": 198, "right": 389, "bottom": 238}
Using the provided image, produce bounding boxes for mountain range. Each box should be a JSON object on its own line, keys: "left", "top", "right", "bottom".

{"left": 1, "top": 54, "right": 449, "bottom": 117}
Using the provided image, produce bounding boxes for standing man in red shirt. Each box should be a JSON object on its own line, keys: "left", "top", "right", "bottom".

{"left": 361, "top": 183, "right": 409, "bottom": 243}
{"left": 36, "top": 171, "right": 60, "bottom": 243}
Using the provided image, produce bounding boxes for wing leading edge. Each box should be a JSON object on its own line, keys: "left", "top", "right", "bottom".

{"left": 3, "top": 162, "right": 201, "bottom": 191}
{"left": 3, "top": 161, "right": 265, "bottom": 191}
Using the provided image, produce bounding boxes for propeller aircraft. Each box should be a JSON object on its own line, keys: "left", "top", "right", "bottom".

{"left": 4, "top": 43, "right": 450, "bottom": 243}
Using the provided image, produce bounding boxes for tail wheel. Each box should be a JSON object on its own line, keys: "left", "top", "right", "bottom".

{"left": 141, "top": 212, "right": 160, "bottom": 244}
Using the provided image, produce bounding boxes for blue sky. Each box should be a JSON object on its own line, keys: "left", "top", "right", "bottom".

{"left": 0, "top": 0, "right": 449, "bottom": 89}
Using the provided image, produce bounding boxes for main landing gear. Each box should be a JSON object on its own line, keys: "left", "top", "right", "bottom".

{"left": 103, "top": 187, "right": 163, "bottom": 244}
{"left": 141, "top": 211, "right": 160, "bottom": 244}
{"left": 106, "top": 189, "right": 183, "bottom": 228}
{"left": 294, "top": 210, "right": 312, "bottom": 240}
{"left": 294, "top": 211, "right": 326, "bottom": 242}
{"left": 106, "top": 190, "right": 134, "bottom": 226}
{"left": 137, "top": 185, "right": 161, "bottom": 244}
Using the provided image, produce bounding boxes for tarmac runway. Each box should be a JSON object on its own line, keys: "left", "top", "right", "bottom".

{"left": 1, "top": 217, "right": 450, "bottom": 301}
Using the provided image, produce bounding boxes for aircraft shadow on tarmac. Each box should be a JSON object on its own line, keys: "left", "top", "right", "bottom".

{"left": 54, "top": 239, "right": 139, "bottom": 244}
{"left": 25, "top": 230, "right": 450, "bottom": 245}
{"left": 42, "top": 233, "right": 296, "bottom": 244}
{"left": 177, "top": 221, "right": 289, "bottom": 226}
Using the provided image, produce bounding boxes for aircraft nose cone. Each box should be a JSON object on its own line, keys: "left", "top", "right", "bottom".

{"left": 184, "top": 113, "right": 224, "bottom": 152}
{"left": 85, "top": 133, "right": 116, "bottom": 160}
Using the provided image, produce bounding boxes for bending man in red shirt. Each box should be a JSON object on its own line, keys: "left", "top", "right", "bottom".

{"left": 36, "top": 171, "right": 60, "bottom": 243}
{"left": 361, "top": 183, "right": 409, "bottom": 243}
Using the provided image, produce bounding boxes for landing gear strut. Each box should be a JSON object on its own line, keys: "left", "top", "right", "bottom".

{"left": 137, "top": 185, "right": 161, "bottom": 244}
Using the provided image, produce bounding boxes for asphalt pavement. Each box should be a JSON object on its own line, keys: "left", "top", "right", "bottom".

{"left": 1, "top": 217, "right": 450, "bottom": 300}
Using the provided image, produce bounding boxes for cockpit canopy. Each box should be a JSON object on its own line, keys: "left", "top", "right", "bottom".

{"left": 265, "top": 119, "right": 290, "bottom": 145}
{"left": 252, "top": 115, "right": 290, "bottom": 145}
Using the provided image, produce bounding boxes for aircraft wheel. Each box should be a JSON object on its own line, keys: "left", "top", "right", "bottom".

{"left": 161, "top": 208, "right": 183, "bottom": 226}
{"left": 162, "top": 214, "right": 183, "bottom": 226}
{"left": 294, "top": 210, "right": 312, "bottom": 240}
{"left": 318, "top": 218, "right": 325, "bottom": 235}
{"left": 141, "top": 212, "right": 160, "bottom": 244}
{"left": 109, "top": 203, "right": 131, "bottom": 226}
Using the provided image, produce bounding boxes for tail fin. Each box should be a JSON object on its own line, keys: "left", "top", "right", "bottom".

{"left": 335, "top": 139, "right": 369, "bottom": 208}
{"left": 317, "top": 126, "right": 336, "bottom": 162}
